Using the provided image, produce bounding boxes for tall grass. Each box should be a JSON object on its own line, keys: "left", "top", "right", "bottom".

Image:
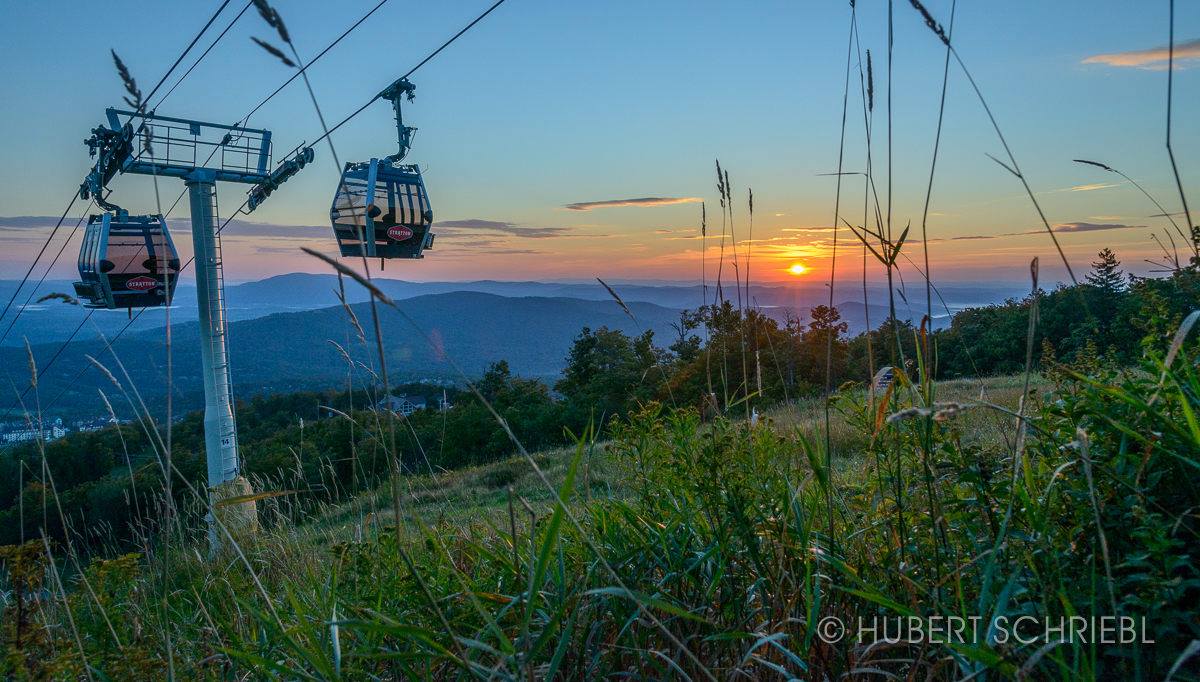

{"left": 5, "top": 329, "right": 1197, "bottom": 678}
{"left": 3, "top": 1, "right": 1199, "bottom": 679}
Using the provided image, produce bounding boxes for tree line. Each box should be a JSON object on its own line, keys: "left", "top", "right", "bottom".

{"left": 1, "top": 249, "right": 1195, "bottom": 549}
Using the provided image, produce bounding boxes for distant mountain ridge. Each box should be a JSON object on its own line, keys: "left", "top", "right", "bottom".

{"left": 3, "top": 291, "right": 682, "bottom": 418}
{"left": 0, "top": 274, "right": 1023, "bottom": 346}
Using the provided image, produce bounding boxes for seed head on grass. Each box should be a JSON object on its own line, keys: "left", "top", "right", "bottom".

{"left": 36, "top": 292, "right": 79, "bottom": 307}
{"left": 1073, "top": 158, "right": 1115, "bottom": 173}
{"left": 866, "top": 50, "right": 874, "bottom": 112}
{"left": 25, "top": 339, "right": 36, "bottom": 390}
{"left": 110, "top": 50, "right": 143, "bottom": 110}
{"left": 252, "top": 0, "right": 290, "bottom": 43}
{"left": 932, "top": 402, "right": 964, "bottom": 421}
{"left": 716, "top": 159, "right": 726, "bottom": 209}
{"left": 908, "top": 0, "right": 950, "bottom": 46}
{"left": 301, "top": 247, "right": 395, "bottom": 306}
{"left": 251, "top": 37, "right": 297, "bottom": 68}
{"left": 597, "top": 278, "right": 636, "bottom": 323}
{"left": 84, "top": 354, "right": 121, "bottom": 390}
{"left": 887, "top": 406, "right": 928, "bottom": 423}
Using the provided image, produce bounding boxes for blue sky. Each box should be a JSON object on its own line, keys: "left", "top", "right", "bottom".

{"left": 0, "top": 0, "right": 1196, "bottom": 284}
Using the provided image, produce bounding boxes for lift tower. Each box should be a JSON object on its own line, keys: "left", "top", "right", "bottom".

{"left": 81, "top": 109, "right": 311, "bottom": 546}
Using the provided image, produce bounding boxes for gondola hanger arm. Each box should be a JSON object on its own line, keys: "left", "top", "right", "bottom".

{"left": 378, "top": 77, "right": 417, "bottom": 163}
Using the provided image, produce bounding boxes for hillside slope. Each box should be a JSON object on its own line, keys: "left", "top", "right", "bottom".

{"left": 5, "top": 292, "right": 679, "bottom": 418}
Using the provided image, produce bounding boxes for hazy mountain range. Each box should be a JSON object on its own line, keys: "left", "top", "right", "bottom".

{"left": 0, "top": 273, "right": 1025, "bottom": 346}
{"left": 0, "top": 274, "right": 1026, "bottom": 418}
{"left": 1, "top": 292, "right": 680, "bottom": 418}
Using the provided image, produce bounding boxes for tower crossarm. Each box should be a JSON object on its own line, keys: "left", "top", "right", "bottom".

{"left": 82, "top": 108, "right": 279, "bottom": 193}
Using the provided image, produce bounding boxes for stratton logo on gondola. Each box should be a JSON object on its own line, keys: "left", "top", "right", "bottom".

{"left": 387, "top": 225, "right": 414, "bottom": 241}
{"left": 125, "top": 276, "right": 159, "bottom": 291}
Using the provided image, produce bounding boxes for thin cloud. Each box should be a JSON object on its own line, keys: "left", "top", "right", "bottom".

{"left": 434, "top": 245, "right": 542, "bottom": 259}
{"left": 435, "top": 218, "right": 571, "bottom": 239}
{"left": 1042, "top": 182, "right": 1121, "bottom": 194}
{"left": 563, "top": 197, "right": 702, "bottom": 211}
{"left": 1082, "top": 38, "right": 1200, "bottom": 69}
{"left": 0, "top": 216, "right": 76, "bottom": 229}
{"left": 222, "top": 220, "right": 328, "bottom": 238}
{"left": 948, "top": 222, "right": 1142, "bottom": 242}
{"left": 0, "top": 215, "right": 334, "bottom": 239}
{"left": 0, "top": 215, "right": 573, "bottom": 241}
{"left": 252, "top": 243, "right": 332, "bottom": 256}
{"left": 433, "top": 233, "right": 551, "bottom": 256}
{"left": 1051, "top": 221, "right": 1140, "bottom": 233}
{"left": 1069, "top": 182, "right": 1119, "bottom": 192}
{"left": 781, "top": 226, "right": 837, "bottom": 233}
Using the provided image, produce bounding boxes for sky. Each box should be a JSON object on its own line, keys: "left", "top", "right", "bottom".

{"left": 0, "top": 0, "right": 1197, "bottom": 287}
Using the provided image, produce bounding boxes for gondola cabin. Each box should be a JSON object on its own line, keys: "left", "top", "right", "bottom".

{"left": 330, "top": 159, "right": 434, "bottom": 259}
{"left": 74, "top": 212, "right": 180, "bottom": 309}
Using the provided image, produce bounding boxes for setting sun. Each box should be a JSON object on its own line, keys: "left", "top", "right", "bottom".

{"left": 787, "top": 263, "right": 809, "bottom": 276}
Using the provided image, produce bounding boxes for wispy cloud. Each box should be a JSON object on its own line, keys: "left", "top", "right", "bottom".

{"left": 223, "top": 220, "right": 329, "bottom": 238}
{"left": 563, "top": 197, "right": 702, "bottom": 211}
{"left": 1041, "top": 182, "right": 1121, "bottom": 195}
{"left": 1082, "top": 38, "right": 1200, "bottom": 70}
{"left": 0, "top": 216, "right": 77, "bottom": 229}
{"left": 435, "top": 218, "right": 571, "bottom": 239}
{"left": 781, "top": 226, "right": 837, "bottom": 234}
{"left": 1068, "top": 182, "right": 1119, "bottom": 192}
{"left": 0, "top": 215, "right": 335, "bottom": 239}
{"left": 251, "top": 242, "right": 331, "bottom": 256}
{"left": 1052, "top": 221, "right": 1139, "bottom": 233}
{"left": 0, "top": 215, "right": 577, "bottom": 242}
{"left": 942, "top": 222, "right": 1143, "bottom": 242}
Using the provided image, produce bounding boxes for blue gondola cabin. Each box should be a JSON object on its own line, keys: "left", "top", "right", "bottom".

{"left": 74, "top": 212, "right": 180, "bottom": 309}
{"left": 330, "top": 159, "right": 434, "bottom": 259}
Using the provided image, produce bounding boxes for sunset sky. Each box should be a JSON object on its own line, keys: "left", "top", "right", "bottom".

{"left": 1, "top": 0, "right": 1197, "bottom": 286}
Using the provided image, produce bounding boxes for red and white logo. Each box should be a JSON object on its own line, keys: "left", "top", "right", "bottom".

{"left": 126, "top": 276, "right": 159, "bottom": 291}
{"left": 387, "top": 225, "right": 414, "bottom": 241}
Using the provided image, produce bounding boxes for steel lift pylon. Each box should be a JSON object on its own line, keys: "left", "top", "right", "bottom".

{"left": 81, "top": 108, "right": 312, "bottom": 549}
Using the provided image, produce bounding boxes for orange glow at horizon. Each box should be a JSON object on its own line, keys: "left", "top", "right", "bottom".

{"left": 787, "top": 263, "right": 810, "bottom": 276}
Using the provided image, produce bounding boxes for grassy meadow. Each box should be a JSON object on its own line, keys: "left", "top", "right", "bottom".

{"left": 2, "top": 0, "right": 1199, "bottom": 678}
{"left": 5, "top": 353, "right": 1199, "bottom": 679}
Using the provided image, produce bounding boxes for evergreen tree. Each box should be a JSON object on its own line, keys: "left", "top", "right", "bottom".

{"left": 1085, "top": 247, "right": 1125, "bottom": 293}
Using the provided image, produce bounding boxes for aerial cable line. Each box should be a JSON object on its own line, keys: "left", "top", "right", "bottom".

{"left": 159, "top": 0, "right": 396, "bottom": 220}
{"left": 0, "top": 0, "right": 237, "bottom": 333}
{"left": 0, "top": 1, "right": 250, "bottom": 348}
{"left": 154, "top": 0, "right": 256, "bottom": 110}
{"left": 302, "top": 0, "right": 508, "bottom": 152}
{"left": 6, "top": 0, "right": 403, "bottom": 402}
{"left": 240, "top": 0, "right": 393, "bottom": 125}
{"left": 10, "top": 0, "right": 509, "bottom": 417}
{"left": 128, "top": 0, "right": 236, "bottom": 120}
{"left": 0, "top": 211, "right": 91, "bottom": 348}
{"left": 0, "top": 197, "right": 78, "bottom": 327}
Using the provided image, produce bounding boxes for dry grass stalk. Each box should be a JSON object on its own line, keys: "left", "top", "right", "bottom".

{"left": 597, "top": 277, "right": 636, "bottom": 323}
{"left": 250, "top": 37, "right": 296, "bottom": 68}
{"left": 110, "top": 50, "right": 142, "bottom": 109}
